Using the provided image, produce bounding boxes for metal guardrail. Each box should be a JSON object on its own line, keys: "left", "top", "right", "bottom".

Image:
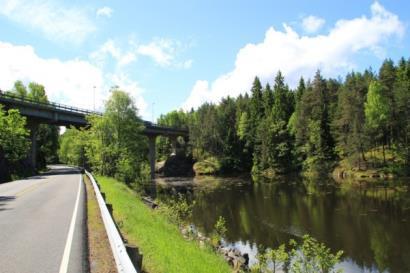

{"left": 85, "top": 170, "right": 139, "bottom": 273}
{"left": 0, "top": 91, "right": 101, "bottom": 116}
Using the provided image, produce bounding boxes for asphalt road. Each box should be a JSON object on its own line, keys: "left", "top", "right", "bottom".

{"left": 0, "top": 165, "right": 88, "bottom": 273}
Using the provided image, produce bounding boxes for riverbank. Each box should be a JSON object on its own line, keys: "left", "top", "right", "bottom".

{"left": 332, "top": 148, "right": 409, "bottom": 182}
{"left": 95, "top": 175, "right": 231, "bottom": 273}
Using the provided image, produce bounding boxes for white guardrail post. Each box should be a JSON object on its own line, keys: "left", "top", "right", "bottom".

{"left": 85, "top": 170, "right": 139, "bottom": 273}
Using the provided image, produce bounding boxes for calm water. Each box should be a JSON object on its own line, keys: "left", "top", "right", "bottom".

{"left": 157, "top": 176, "right": 410, "bottom": 273}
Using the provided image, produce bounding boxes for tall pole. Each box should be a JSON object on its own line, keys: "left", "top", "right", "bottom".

{"left": 93, "top": 86, "right": 95, "bottom": 111}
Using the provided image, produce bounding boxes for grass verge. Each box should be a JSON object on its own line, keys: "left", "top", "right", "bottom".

{"left": 95, "top": 175, "right": 231, "bottom": 273}
{"left": 84, "top": 175, "right": 117, "bottom": 273}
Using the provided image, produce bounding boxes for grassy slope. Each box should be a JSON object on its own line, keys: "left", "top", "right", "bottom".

{"left": 333, "top": 147, "right": 408, "bottom": 180}
{"left": 96, "top": 175, "right": 230, "bottom": 273}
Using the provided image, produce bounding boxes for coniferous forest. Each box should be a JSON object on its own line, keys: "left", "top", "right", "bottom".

{"left": 157, "top": 58, "right": 410, "bottom": 178}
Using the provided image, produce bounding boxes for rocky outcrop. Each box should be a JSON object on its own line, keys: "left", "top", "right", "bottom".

{"left": 160, "top": 154, "right": 194, "bottom": 177}
{"left": 180, "top": 224, "right": 249, "bottom": 272}
{"left": 217, "top": 246, "right": 249, "bottom": 272}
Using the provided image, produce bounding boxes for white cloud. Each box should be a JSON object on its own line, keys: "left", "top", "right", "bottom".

{"left": 302, "top": 15, "right": 325, "bottom": 33}
{"left": 0, "top": 0, "right": 96, "bottom": 44}
{"left": 91, "top": 38, "right": 193, "bottom": 70}
{"left": 137, "top": 38, "right": 193, "bottom": 68}
{"left": 182, "top": 2, "right": 405, "bottom": 110}
{"left": 90, "top": 39, "right": 137, "bottom": 68}
{"left": 96, "top": 6, "right": 113, "bottom": 18}
{"left": 0, "top": 41, "right": 148, "bottom": 118}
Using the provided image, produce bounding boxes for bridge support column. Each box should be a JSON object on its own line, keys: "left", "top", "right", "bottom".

{"left": 27, "top": 121, "right": 39, "bottom": 170}
{"left": 148, "top": 135, "right": 157, "bottom": 180}
{"left": 170, "top": 136, "right": 177, "bottom": 155}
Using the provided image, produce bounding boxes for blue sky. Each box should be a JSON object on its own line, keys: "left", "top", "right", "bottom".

{"left": 0, "top": 0, "right": 409, "bottom": 121}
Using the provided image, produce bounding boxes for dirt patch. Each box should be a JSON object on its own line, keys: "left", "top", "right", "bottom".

{"left": 84, "top": 175, "right": 118, "bottom": 273}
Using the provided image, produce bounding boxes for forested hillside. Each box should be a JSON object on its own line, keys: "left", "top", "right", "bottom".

{"left": 158, "top": 58, "right": 410, "bottom": 178}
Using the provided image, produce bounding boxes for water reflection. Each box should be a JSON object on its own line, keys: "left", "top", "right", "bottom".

{"left": 157, "top": 176, "right": 410, "bottom": 273}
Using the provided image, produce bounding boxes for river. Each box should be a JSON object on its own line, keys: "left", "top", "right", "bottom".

{"left": 156, "top": 176, "right": 410, "bottom": 273}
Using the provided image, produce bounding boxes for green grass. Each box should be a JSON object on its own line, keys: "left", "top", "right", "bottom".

{"left": 95, "top": 175, "right": 231, "bottom": 273}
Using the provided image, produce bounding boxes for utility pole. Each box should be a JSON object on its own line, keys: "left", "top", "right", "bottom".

{"left": 93, "top": 86, "right": 96, "bottom": 111}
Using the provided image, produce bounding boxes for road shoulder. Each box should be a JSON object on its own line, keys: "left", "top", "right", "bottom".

{"left": 84, "top": 174, "right": 118, "bottom": 273}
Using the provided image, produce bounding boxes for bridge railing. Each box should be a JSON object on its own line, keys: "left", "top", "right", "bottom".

{"left": 0, "top": 91, "right": 102, "bottom": 116}
{"left": 143, "top": 121, "right": 189, "bottom": 133}
{"left": 1, "top": 90, "right": 188, "bottom": 132}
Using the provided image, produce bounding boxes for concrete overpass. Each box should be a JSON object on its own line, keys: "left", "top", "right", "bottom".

{"left": 0, "top": 92, "right": 189, "bottom": 179}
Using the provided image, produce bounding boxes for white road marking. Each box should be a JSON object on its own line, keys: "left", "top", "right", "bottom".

{"left": 58, "top": 175, "right": 82, "bottom": 273}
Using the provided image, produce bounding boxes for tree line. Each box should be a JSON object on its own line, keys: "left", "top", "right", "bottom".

{"left": 158, "top": 57, "right": 410, "bottom": 177}
{"left": 2, "top": 57, "right": 410, "bottom": 182}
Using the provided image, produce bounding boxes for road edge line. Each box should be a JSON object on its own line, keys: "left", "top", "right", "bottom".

{"left": 58, "top": 174, "right": 82, "bottom": 273}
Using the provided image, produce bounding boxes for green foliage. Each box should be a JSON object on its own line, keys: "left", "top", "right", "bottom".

{"left": 295, "top": 71, "right": 336, "bottom": 174}
{"left": 59, "top": 88, "right": 148, "bottom": 185}
{"left": 237, "top": 111, "right": 251, "bottom": 141}
{"left": 0, "top": 106, "right": 30, "bottom": 182}
{"left": 365, "top": 81, "right": 390, "bottom": 131}
{"left": 12, "top": 80, "right": 28, "bottom": 98}
{"left": 290, "top": 235, "right": 343, "bottom": 273}
{"left": 251, "top": 235, "right": 343, "bottom": 273}
{"left": 58, "top": 127, "right": 88, "bottom": 167}
{"left": 0, "top": 106, "right": 30, "bottom": 163}
{"left": 253, "top": 71, "right": 295, "bottom": 175}
{"left": 159, "top": 194, "right": 195, "bottom": 225}
{"left": 214, "top": 216, "right": 227, "bottom": 238}
{"left": 333, "top": 72, "right": 370, "bottom": 166}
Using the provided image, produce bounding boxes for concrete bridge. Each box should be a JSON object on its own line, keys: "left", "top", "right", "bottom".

{"left": 0, "top": 92, "right": 189, "bottom": 179}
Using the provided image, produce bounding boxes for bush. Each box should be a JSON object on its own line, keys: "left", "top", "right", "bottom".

{"left": 159, "top": 194, "right": 195, "bottom": 225}
{"left": 193, "top": 157, "right": 221, "bottom": 175}
{"left": 251, "top": 235, "right": 343, "bottom": 273}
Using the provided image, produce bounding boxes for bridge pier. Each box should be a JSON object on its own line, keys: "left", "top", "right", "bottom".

{"left": 148, "top": 135, "right": 157, "bottom": 180}
{"left": 170, "top": 136, "right": 177, "bottom": 155}
{"left": 27, "top": 121, "right": 39, "bottom": 170}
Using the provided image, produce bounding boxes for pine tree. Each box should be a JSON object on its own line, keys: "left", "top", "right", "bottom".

{"left": 298, "top": 71, "right": 335, "bottom": 174}
{"left": 295, "top": 77, "right": 306, "bottom": 104}
{"left": 394, "top": 58, "right": 410, "bottom": 166}
{"left": 250, "top": 76, "right": 264, "bottom": 123}
{"left": 333, "top": 72, "right": 369, "bottom": 167}
{"left": 272, "top": 71, "right": 293, "bottom": 122}
{"left": 378, "top": 59, "right": 397, "bottom": 145}
{"left": 253, "top": 72, "right": 294, "bottom": 174}
{"left": 262, "top": 83, "right": 274, "bottom": 116}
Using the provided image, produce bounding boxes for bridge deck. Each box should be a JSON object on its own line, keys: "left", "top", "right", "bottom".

{"left": 0, "top": 92, "right": 189, "bottom": 137}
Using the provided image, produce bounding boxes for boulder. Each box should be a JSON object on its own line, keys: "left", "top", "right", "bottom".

{"left": 162, "top": 154, "right": 194, "bottom": 177}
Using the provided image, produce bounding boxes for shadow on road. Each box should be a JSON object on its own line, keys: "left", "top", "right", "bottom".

{"left": 0, "top": 196, "right": 16, "bottom": 212}
{"left": 43, "top": 168, "right": 81, "bottom": 176}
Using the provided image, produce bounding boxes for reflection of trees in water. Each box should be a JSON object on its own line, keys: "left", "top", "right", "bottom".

{"left": 190, "top": 177, "right": 410, "bottom": 273}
